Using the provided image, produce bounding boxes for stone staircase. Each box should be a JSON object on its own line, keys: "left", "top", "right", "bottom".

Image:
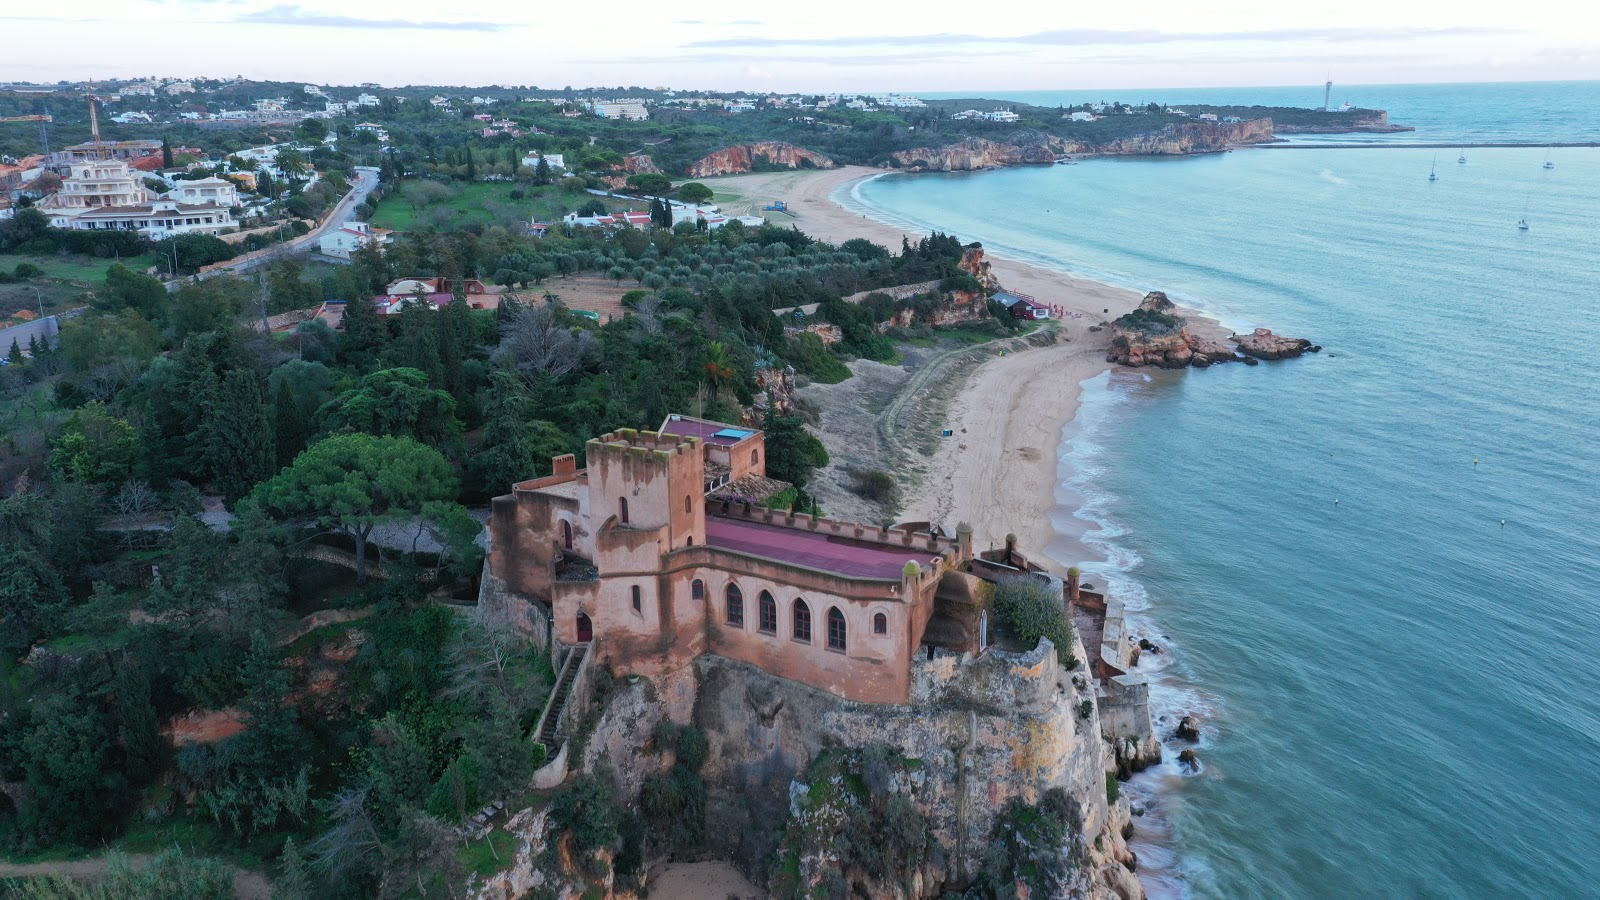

{"left": 533, "top": 643, "right": 589, "bottom": 749}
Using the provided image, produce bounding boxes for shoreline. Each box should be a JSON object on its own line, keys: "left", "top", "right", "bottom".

{"left": 706, "top": 164, "right": 1220, "bottom": 571}
{"left": 706, "top": 163, "right": 1206, "bottom": 899}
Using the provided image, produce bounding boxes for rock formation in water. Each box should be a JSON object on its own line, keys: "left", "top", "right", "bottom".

{"left": 1233, "top": 327, "right": 1317, "bottom": 360}
{"left": 1106, "top": 292, "right": 1235, "bottom": 368}
{"left": 1107, "top": 292, "right": 1316, "bottom": 368}
{"left": 686, "top": 141, "right": 834, "bottom": 177}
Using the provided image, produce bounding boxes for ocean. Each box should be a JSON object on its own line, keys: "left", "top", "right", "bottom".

{"left": 847, "top": 82, "right": 1600, "bottom": 898}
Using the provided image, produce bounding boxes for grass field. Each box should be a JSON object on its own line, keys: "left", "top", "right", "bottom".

{"left": 0, "top": 253, "right": 159, "bottom": 284}
{"left": 369, "top": 181, "right": 635, "bottom": 233}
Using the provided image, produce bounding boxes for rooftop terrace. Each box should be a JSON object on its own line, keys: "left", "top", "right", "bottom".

{"left": 659, "top": 414, "right": 756, "bottom": 447}
{"left": 705, "top": 516, "right": 937, "bottom": 581}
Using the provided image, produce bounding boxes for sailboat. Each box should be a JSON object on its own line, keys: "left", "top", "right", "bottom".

{"left": 1518, "top": 196, "right": 1531, "bottom": 231}
{"left": 1458, "top": 152, "right": 1467, "bottom": 164}
{"left": 1428, "top": 156, "right": 1438, "bottom": 182}
{"left": 1542, "top": 148, "right": 1555, "bottom": 170}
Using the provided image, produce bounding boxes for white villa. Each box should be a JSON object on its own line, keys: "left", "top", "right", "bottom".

{"left": 40, "top": 159, "right": 236, "bottom": 237}
{"left": 319, "top": 221, "right": 392, "bottom": 259}
{"left": 167, "top": 176, "right": 239, "bottom": 208}
{"left": 520, "top": 152, "right": 565, "bottom": 172}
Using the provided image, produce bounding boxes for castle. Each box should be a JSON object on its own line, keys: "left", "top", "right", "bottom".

{"left": 488, "top": 415, "right": 977, "bottom": 704}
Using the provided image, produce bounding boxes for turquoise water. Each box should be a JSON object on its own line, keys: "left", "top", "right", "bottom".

{"left": 850, "top": 132, "right": 1600, "bottom": 895}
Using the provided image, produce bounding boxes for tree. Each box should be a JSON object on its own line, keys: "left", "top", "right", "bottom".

{"left": 247, "top": 433, "right": 458, "bottom": 583}
{"left": 315, "top": 367, "right": 459, "bottom": 448}
{"left": 297, "top": 117, "right": 328, "bottom": 143}
{"left": 162, "top": 135, "right": 174, "bottom": 169}
{"left": 625, "top": 172, "right": 671, "bottom": 196}
{"left": 206, "top": 369, "right": 275, "bottom": 503}
{"left": 273, "top": 379, "right": 310, "bottom": 467}
{"left": 493, "top": 303, "right": 597, "bottom": 386}
{"left": 99, "top": 263, "right": 167, "bottom": 318}
{"left": 534, "top": 155, "right": 552, "bottom": 184}
{"left": 463, "top": 144, "right": 476, "bottom": 181}
{"left": 676, "top": 181, "right": 713, "bottom": 204}
{"left": 761, "top": 409, "right": 829, "bottom": 488}
{"left": 48, "top": 401, "right": 137, "bottom": 485}
{"left": 6, "top": 338, "right": 23, "bottom": 369}
{"left": 340, "top": 293, "right": 388, "bottom": 361}
{"left": 112, "top": 658, "right": 164, "bottom": 785}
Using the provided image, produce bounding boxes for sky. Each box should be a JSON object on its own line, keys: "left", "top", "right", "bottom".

{"left": 3, "top": 0, "right": 1597, "bottom": 92}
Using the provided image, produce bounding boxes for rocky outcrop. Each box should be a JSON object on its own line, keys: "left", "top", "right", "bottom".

{"left": 1106, "top": 292, "right": 1235, "bottom": 369}
{"left": 1233, "top": 327, "right": 1317, "bottom": 360}
{"left": 1092, "top": 118, "right": 1275, "bottom": 156}
{"left": 1276, "top": 110, "right": 1413, "bottom": 134}
{"left": 686, "top": 141, "right": 834, "bottom": 177}
{"left": 1107, "top": 292, "right": 1317, "bottom": 368}
{"left": 620, "top": 154, "right": 660, "bottom": 174}
{"left": 957, "top": 243, "right": 1001, "bottom": 292}
{"left": 891, "top": 133, "right": 1079, "bottom": 171}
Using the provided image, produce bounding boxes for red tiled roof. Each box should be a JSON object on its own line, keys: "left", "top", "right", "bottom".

{"left": 705, "top": 516, "right": 934, "bottom": 581}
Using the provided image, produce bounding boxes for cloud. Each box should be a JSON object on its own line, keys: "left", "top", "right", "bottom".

{"left": 685, "top": 26, "right": 1514, "bottom": 50}
{"left": 235, "top": 5, "right": 511, "bottom": 31}
{"left": 676, "top": 19, "right": 764, "bottom": 26}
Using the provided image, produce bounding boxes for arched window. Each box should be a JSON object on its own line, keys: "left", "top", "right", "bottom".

{"left": 751, "top": 449, "right": 760, "bottom": 467}
{"left": 576, "top": 611, "right": 593, "bottom": 643}
{"left": 873, "top": 612, "right": 887, "bottom": 635}
{"left": 725, "top": 584, "right": 744, "bottom": 627}
{"left": 685, "top": 495, "right": 692, "bottom": 514}
{"left": 691, "top": 579, "right": 705, "bottom": 600}
{"left": 631, "top": 585, "right": 642, "bottom": 613}
{"left": 758, "top": 591, "right": 777, "bottom": 634}
{"left": 792, "top": 599, "right": 811, "bottom": 643}
{"left": 827, "top": 607, "right": 846, "bottom": 651}
{"left": 618, "top": 497, "right": 629, "bottom": 525}
{"left": 560, "top": 519, "right": 573, "bottom": 550}
{"left": 686, "top": 536, "right": 694, "bottom": 547}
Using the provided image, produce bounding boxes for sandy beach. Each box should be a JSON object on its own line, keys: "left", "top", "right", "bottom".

{"left": 703, "top": 165, "right": 1152, "bottom": 571}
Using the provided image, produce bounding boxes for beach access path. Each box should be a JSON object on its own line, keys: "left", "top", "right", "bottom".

{"left": 700, "top": 165, "right": 1220, "bottom": 572}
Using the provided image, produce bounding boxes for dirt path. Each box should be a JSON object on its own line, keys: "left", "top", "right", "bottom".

{"left": 0, "top": 854, "right": 272, "bottom": 899}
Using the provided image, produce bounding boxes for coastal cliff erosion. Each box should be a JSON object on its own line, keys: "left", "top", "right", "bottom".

{"left": 1106, "top": 291, "right": 1317, "bottom": 368}
{"left": 889, "top": 120, "right": 1277, "bottom": 171}
{"left": 687, "top": 141, "right": 835, "bottom": 177}
{"left": 891, "top": 133, "right": 1078, "bottom": 171}
{"left": 692, "top": 642, "right": 1144, "bottom": 899}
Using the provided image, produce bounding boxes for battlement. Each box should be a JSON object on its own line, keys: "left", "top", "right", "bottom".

{"left": 588, "top": 428, "right": 701, "bottom": 461}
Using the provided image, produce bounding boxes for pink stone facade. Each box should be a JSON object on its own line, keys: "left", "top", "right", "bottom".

{"left": 489, "top": 417, "right": 972, "bottom": 704}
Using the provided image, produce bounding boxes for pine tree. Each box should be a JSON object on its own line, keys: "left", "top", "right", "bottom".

{"left": 112, "top": 660, "right": 163, "bottom": 785}
{"left": 277, "top": 837, "right": 313, "bottom": 900}
{"left": 535, "top": 155, "right": 551, "bottom": 185}
{"left": 6, "top": 339, "right": 23, "bottom": 367}
{"left": 508, "top": 147, "right": 520, "bottom": 177}
{"left": 464, "top": 145, "right": 476, "bottom": 181}
{"left": 207, "top": 369, "right": 275, "bottom": 503}
{"left": 439, "top": 289, "right": 473, "bottom": 402}
{"left": 273, "top": 380, "right": 309, "bottom": 468}
{"left": 161, "top": 136, "right": 174, "bottom": 169}
{"left": 341, "top": 293, "right": 387, "bottom": 361}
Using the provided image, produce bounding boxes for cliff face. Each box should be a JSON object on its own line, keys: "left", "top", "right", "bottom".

{"left": 686, "top": 141, "right": 834, "bottom": 178}
{"left": 891, "top": 134, "right": 1079, "bottom": 171}
{"left": 1093, "top": 118, "right": 1275, "bottom": 155}
{"left": 691, "top": 642, "right": 1141, "bottom": 899}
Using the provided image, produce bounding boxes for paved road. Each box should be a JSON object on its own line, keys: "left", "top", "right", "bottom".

{"left": 167, "top": 166, "right": 379, "bottom": 290}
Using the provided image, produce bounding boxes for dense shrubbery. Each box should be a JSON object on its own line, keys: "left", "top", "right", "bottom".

{"left": 992, "top": 576, "right": 1078, "bottom": 667}
{"left": 1113, "top": 306, "right": 1181, "bottom": 333}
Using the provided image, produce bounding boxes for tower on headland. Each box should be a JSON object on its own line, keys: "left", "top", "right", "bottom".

{"left": 1324, "top": 78, "right": 1333, "bottom": 111}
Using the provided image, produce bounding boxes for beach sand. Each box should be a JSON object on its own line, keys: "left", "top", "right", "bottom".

{"left": 703, "top": 165, "right": 1154, "bottom": 570}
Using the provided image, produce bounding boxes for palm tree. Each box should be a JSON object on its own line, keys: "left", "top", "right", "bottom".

{"left": 702, "top": 341, "right": 735, "bottom": 398}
